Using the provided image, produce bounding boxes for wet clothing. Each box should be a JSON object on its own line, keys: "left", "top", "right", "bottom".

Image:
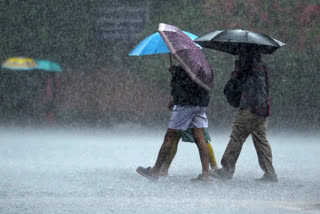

{"left": 220, "top": 108, "right": 276, "bottom": 179}
{"left": 180, "top": 128, "right": 211, "bottom": 143}
{"left": 168, "top": 66, "right": 210, "bottom": 130}
{"left": 171, "top": 65, "right": 210, "bottom": 107}
{"left": 168, "top": 105, "right": 208, "bottom": 130}
{"left": 234, "top": 59, "right": 270, "bottom": 117}
{"left": 218, "top": 57, "right": 277, "bottom": 180}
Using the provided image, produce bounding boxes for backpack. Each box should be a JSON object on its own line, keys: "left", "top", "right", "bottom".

{"left": 223, "top": 77, "right": 242, "bottom": 108}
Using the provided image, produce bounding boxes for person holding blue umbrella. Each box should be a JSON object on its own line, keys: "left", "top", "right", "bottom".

{"left": 130, "top": 27, "right": 219, "bottom": 178}
{"left": 36, "top": 59, "right": 62, "bottom": 125}
{"left": 135, "top": 23, "right": 214, "bottom": 181}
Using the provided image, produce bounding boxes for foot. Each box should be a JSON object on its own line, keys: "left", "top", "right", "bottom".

{"left": 255, "top": 174, "right": 278, "bottom": 183}
{"left": 136, "top": 166, "right": 158, "bottom": 181}
{"left": 159, "top": 169, "right": 169, "bottom": 177}
{"left": 209, "top": 169, "right": 232, "bottom": 181}
{"left": 191, "top": 174, "right": 213, "bottom": 182}
{"left": 210, "top": 165, "right": 219, "bottom": 171}
{"left": 159, "top": 165, "right": 169, "bottom": 177}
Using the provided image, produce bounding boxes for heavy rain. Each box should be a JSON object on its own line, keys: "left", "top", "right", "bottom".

{"left": 0, "top": 0, "right": 319, "bottom": 213}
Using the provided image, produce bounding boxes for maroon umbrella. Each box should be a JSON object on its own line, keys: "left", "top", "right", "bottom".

{"left": 158, "top": 23, "right": 213, "bottom": 91}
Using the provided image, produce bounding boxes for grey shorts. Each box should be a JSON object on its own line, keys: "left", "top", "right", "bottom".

{"left": 168, "top": 105, "right": 208, "bottom": 130}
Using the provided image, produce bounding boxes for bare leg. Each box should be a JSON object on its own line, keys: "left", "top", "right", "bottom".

{"left": 191, "top": 128, "right": 210, "bottom": 178}
{"left": 149, "top": 128, "right": 180, "bottom": 177}
{"left": 160, "top": 134, "right": 181, "bottom": 176}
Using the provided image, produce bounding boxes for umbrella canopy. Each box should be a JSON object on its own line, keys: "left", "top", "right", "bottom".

{"left": 2, "top": 58, "right": 62, "bottom": 72}
{"left": 129, "top": 31, "right": 199, "bottom": 56}
{"left": 194, "top": 29, "right": 285, "bottom": 55}
{"left": 2, "top": 57, "right": 38, "bottom": 70}
{"left": 36, "top": 60, "right": 62, "bottom": 72}
{"left": 158, "top": 23, "right": 213, "bottom": 91}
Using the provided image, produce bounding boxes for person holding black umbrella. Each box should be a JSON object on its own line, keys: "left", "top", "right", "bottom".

{"left": 210, "top": 47, "right": 278, "bottom": 182}
{"left": 195, "top": 29, "right": 283, "bottom": 182}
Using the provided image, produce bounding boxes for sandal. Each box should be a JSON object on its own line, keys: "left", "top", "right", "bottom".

{"left": 209, "top": 169, "right": 231, "bottom": 180}
{"left": 191, "top": 174, "right": 213, "bottom": 182}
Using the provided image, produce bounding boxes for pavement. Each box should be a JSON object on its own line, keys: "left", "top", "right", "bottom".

{"left": 0, "top": 126, "right": 319, "bottom": 214}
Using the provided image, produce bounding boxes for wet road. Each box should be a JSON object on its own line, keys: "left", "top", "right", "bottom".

{"left": 0, "top": 126, "right": 319, "bottom": 213}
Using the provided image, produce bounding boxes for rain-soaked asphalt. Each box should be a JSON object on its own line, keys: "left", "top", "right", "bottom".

{"left": 0, "top": 125, "right": 319, "bottom": 214}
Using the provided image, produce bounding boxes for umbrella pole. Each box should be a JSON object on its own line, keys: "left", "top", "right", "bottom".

{"left": 169, "top": 53, "right": 172, "bottom": 66}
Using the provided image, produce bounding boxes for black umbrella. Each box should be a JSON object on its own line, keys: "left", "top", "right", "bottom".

{"left": 194, "top": 29, "right": 285, "bottom": 55}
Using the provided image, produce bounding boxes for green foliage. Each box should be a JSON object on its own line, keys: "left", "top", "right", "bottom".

{"left": 0, "top": 0, "right": 319, "bottom": 128}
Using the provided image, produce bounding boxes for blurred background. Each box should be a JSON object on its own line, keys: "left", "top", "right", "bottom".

{"left": 0, "top": 0, "right": 319, "bottom": 130}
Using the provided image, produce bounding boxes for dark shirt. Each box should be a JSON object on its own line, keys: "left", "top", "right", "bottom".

{"left": 170, "top": 65, "right": 210, "bottom": 107}
{"left": 236, "top": 59, "right": 270, "bottom": 117}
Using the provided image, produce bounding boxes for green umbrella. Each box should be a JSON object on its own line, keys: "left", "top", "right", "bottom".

{"left": 36, "top": 60, "right": 62, "bottom": 72}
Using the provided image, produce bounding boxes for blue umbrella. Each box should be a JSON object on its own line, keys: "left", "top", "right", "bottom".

{"left": 129, "top": 31, "right": 199, "bottom": 56}
{"left": 36, "top": 60, "right": 62, "bottom": 72}
{"left": 129, "top": 31, "right": 200, "bottom": 65}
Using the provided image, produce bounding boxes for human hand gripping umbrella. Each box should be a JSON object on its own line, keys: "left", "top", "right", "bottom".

{"left": 194, "top": 29, "right": 285, "bottom": 55}
{"left": 158, "top": 23, "right": 213, "bottom": 91}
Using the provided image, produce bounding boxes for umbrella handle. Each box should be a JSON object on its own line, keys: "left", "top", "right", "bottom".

{"left": 169, "top": 53, "right": 172, "bottom": 66}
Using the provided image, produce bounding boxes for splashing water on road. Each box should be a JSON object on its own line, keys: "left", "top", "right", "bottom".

{"left": 0, "top": 125, "right": 319, "bottom": 214}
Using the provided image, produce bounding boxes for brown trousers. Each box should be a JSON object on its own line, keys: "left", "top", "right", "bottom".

{"left": 221, "top": 108, "right": 276, "bottom": 178}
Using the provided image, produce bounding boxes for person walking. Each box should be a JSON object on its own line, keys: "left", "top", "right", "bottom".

{"left": 159, "top": 121, "right": 219, "bottom": 177}
{"left": 136, "top": 64, "right": 212, "bottom": 181}
{"left": 210, "top": 48, "right": 278, "bottom": 182}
